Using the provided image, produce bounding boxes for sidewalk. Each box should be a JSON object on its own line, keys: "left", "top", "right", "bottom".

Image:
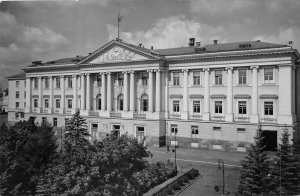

{"left": 147, "top": 146, "right": 245, "bottom": 196}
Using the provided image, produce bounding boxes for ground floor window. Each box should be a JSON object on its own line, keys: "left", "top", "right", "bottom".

{"left": 191, "top": 126, "right": 198, "bottom": 137}
{"left": 53, "top": 118, "right": 57, "bottom": 127}
{"left": 262, "top": 130, "right": 277, "bottom": 151}
{"left": 136, "top": 126, "right": 145, "bottom": 144}
{"left": 171, "top": 124, "right": 178, "bottom": 134}
{"left": 42, "top": 117, "right": 47, "bottom": 124}
{"left": 112, "top": 125, "right": 120, "bottom": 137}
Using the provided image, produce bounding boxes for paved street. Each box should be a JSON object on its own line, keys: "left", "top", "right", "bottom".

{"left": 147, "top": 147, "right": 245, "bottom": 196}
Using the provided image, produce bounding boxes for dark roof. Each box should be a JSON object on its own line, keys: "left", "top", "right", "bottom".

{"left": 155, "top": 41, "right": 288, "bottom": 56}
{"left": 29, "top": 56, "right": 86, "bottom": 67}
{"left": 7, "top": 72, "right": 26, "bottom": 80}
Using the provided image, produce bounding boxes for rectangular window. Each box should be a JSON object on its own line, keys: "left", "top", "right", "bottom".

{"left": 173, "top": 72, "right": 180, "bottom": 86}
{"left": 45, "top": 78, "right": 49, "bottom": 89}
{"left": 238, "top": 70, "right": 247, "bottom": 84}
{"left": 118, "top": 74, "right": 124, "bottom": 86}
{"left": 173, "top": 100, "right": 180, "bottom": 113}
{"left": 213, "top": 127, "right": 221, "bottom": 140}
{"left": 193, "top": 101, "right": 200, "bottom": 113}
{"left": 16, "top": 91, "right": 19, "bottom": 99}
{"left": 56, "top": 99, "right": 60, "bottom": 108}
{"left": 34, "top": 99, "right": 38, "bottom": 108}
{"left": 264, "top": 101, "right": 274, "bottom": 116}
{"left": 20, "top": 112, "right": 24, "bottom": 118}
{"left": 34, "top": 79, "right": 38, "bottom": 89}
{"left": 215, "top": 70, "right": 222, "bottom": 85}
{"left": 142, "top": 73, "right": 148, "bottom": 86}
{"left": 24, "top": 81, "right": 26, "bottom": 87}
{"left": 42, "top": 117, "right": 47, "bottom": 124}
{"left": 68, "top": 99, "right": 72, "bottom": 109}
{"left": 238, "top": 101, "right": 247, "bottom": 114}
{"left": 193, "top": 71, "right": 201, "bottom": 85}
{"left": 44, "top": 99, "right": 49, "bottom": 108}
{"left": 65, "top": 118, "right": 69, "bottom": 126}
{"left": 171, "top": 125, "right": 178, "bottom": 134}
{"left": 16, "top": 81, "right": 20, "bottom": 88}
{"left": 24, "top": 92, "right": 26, "bottom": 98}
{"left": 68, "top": 77, "right": 72, "bottom": 88}
{"left": 237, "top": 128, "right": 245, "bottom": 132}
{"left": 56, "top": 78, "right": 60, "bottom": 88}
{"left": 15, "top": 113, "right": 19, "bottom": 120}
{"left": 24, "top": 102, "right": 26, "bottom": 108}
{"left": 97, "top": 75, "right": 101, "bottom": 87}
{"left": 264, "top": 68, "right": 274, "bottom": 83}
{"left": 16, "top": 102, "right": 19, "bottom": 108}
{"left": 191, "top": 126, "right": 198, "bottom": 135}
{"left": 53, "top": 118, "right": 57, "bottom": 127}
{"left": 215, "top": 101, "right": 222, "bottom": 114}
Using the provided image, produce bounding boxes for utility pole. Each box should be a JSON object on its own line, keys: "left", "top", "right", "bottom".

{"left": 218, "top": 159, "right": 225, "bottom": 195}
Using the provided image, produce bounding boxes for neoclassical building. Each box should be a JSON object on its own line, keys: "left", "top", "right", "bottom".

{"left": 7, "top": 38, "right": 300, "bottom": 152}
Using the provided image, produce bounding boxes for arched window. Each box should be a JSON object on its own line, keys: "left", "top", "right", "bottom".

{"left": 96, "top": 94, "right": 101, "bottom": 110}
{"left": 117, "top": 94, "right": 124, "bottom": 111}
{"left": 141, "top": 94, "right": 148, "bottom": 112}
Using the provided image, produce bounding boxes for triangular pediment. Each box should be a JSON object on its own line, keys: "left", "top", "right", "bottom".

{"left": 80, "top": 40, "right": 160, "bottom": 64}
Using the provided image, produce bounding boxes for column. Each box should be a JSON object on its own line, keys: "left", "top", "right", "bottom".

{"left": 203, "top": 68, "right": 210, "bottom": 120}
{"left": 148, "top": 70, "right": 154, "bottom": 112}
{"left": 107, "top": 72, "right": 112, "bottom": 112}
{"left": 182, "top": 69, "right": 189, "bottom": 119}
{"left": 73, "top": 74, "right": 77, "bottom": 110}
{"left": 25, "top": 77, "right": 31, "bottom": 113}
{"left": 80, "top": 74, "right": 85, "bottom": 110}
{"left": 155, "top": 70, "right": 161, "bottom": 112}
{"left": 49, "top": 76, "right": 53, "bottom": 112}
{"left": 61, "top": 76, "right": 65, "bottom": 113}
{"left": 123, "top": 71, "right": 129, "bottom": 111}
{"left": 101, "top": 73, "right": 106, "bottom": 111}
{"left": 38, "top": 77, "right": 42, "bottom": 113}
{"left": 86, "top": 73, "right": 91, "bottom": 110}
{"left": 130, "top": 71, "right": 135, "bottom": 111}
{"left": 225, "top": 67, "right": 233, "bottom": 122}
{"left": 278, "top": 65, "right": 293, "bottom": 124}
{"left": 250, "top": 66, "right": 259, "bottom": 123}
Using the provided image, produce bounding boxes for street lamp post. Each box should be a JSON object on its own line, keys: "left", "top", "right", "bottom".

{"left": 218, "top": 159, "right": 225, "bottom": 195}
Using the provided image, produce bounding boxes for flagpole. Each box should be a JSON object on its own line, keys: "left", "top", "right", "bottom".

{"left": 117, "top": 13, "right": 120, "bottom": 40}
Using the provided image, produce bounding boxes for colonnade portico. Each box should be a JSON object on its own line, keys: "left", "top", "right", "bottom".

{"left": 25, "top": 69, "right": 163, "bottom": 117}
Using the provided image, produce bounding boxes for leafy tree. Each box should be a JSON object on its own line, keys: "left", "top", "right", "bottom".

{"left": 0, "top": 119, "right": 57, "bottom": 195}
{"left": 270, "top": 129, "right": 300, "bottom": 195}
{"left": 238, "top": 125, "right": 272, "bottom": 196}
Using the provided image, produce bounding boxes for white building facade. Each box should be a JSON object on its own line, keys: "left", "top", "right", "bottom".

{"left": 7, "top": 39, "right": 300, "bottom": 152}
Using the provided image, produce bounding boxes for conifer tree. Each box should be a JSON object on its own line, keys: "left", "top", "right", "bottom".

{"left": 238, "top": 125, "right": 272, "bottom": 196}
{"left": 271, "top": 129, "right": 300, "bottom": 195}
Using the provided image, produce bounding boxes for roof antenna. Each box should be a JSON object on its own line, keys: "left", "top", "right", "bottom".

{"left": 117, "top": 13, "right": 124, "bottom": 41}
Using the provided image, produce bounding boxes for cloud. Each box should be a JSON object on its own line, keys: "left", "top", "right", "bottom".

{"left": 253, "top": 27, "right": 300, "bottom": 47}
{"left": 107, "top": 15, "right": 225, "bottom": 49}
{"left": 0, "top": 11, "right": 69, "bottom": 88}
{"left": 189, "top": 0, "right": 257, "bottom": 14}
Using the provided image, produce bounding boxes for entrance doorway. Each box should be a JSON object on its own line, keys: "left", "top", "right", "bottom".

{"left": 262, "top": 131, "right": 277, "bottom": 151}
{"left": 112, "top": 125, "right": 120, "bottom": 137}
{"left": 136, "top": 126, "right": 145, "bottom": 144}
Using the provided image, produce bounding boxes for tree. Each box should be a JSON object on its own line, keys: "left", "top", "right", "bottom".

{"left": 38, "top": 111, "right": 93, "bottom": 196}
{"left": 238, "top": 125, "right": 272, "bottom": 196}
{"left": 0, "top": 119, "right": 57, "bottom": 195}
{"left": 270, "top": 129, "right": 300, "bottom": 195}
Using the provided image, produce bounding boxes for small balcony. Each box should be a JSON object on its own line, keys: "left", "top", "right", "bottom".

{"left": 261, "top": 118, "right": 277, "bottom": 123}
{"left": 110, "top": 112, "right": 121, "bottom": 118}
{"left": 190, "top": 114, "right": 202, "bottom": 120}
{"left": 65, "top": 109, "right": 72, "bottom": 114}
{"left": 133, "top": 113, "right": 146, "bottom": 119}
{"left": 54, "top": 108, "right": 60, "bottom": 114}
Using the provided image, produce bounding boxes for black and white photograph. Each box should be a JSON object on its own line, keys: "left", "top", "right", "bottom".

{"left": 0, "top": 0, "right": 300, "bottom": 195}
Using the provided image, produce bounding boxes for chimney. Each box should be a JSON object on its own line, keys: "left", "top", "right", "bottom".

{"left": 196, "top": 42, "right": 201, "bottom": 47}
{"left": 189, "top": 38, "right": 195, "bottom": 47}
{"left": 213, "top": 40, "right": 218, "bottom": 45}
{"left": 288, "top": 41, "right": 293, "bottom": 45}
{"left": 151, "top": 46, "right": 154, "bottom": 50}
{"left": 138, "top": 43, "right": 143, "bottom": 47}
{"left": 256, "top": 40, "right": 261, "bottom": 42}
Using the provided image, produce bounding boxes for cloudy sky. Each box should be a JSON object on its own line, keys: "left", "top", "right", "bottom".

{"left": 0, "top": 0, "right": 300, "bottom": 88}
